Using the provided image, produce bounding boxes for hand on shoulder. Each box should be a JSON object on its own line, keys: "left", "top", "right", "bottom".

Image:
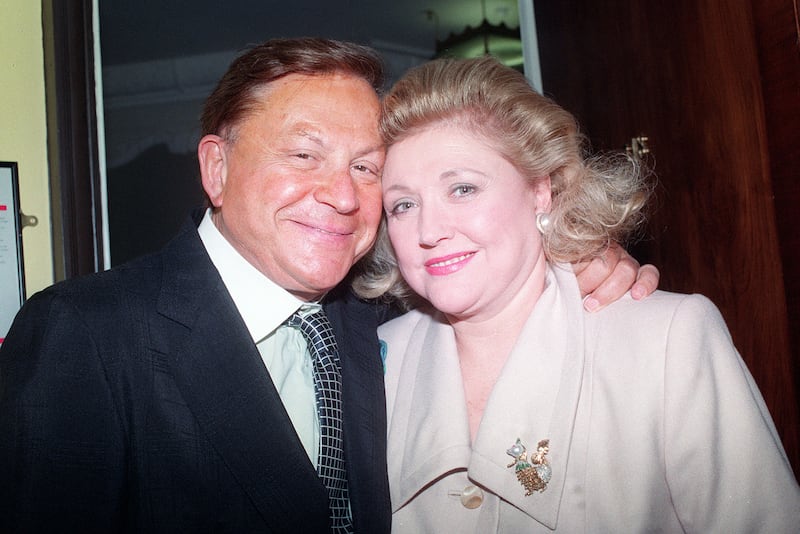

{"left": 574, "top": 242, "right": 660, "bottom": 312}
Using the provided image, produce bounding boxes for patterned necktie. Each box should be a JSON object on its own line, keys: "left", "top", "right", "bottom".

{"left": 286, "top": 308, "right": 353, "bottom": 533}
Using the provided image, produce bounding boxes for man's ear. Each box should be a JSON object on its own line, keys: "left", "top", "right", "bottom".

{"left": 198, "top": 134, "right": 227, "bottom": 208}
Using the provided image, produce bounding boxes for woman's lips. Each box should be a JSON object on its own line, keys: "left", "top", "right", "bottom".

{"left": 424, "top": 252, "right": 476, "bottom": 275}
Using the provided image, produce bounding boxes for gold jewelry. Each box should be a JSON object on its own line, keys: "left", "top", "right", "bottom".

{"left": 506, "top": 438, "right": 552, "bottom": 495}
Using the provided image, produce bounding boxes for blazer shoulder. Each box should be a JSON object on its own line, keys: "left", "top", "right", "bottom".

{"left": 584, "top": 291, "right": 734, "bottom": 369}
{"left": 9, "top": 219, "right": 208, "bottom": 343}
{"left": 28, "top": 249, "right": 167, "bottom": 317}
{"left": 592, "top": 290, "right": 723, "bottom": 331}
{"left": 377, "top": 307, "right": 434, "bottom": 344}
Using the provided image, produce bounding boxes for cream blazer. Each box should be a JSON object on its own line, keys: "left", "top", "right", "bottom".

{"left": 379, "top": 264, "right": 799, "bottom": 533}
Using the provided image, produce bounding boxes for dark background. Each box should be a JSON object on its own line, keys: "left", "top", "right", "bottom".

{"left": 99, "top": 0, "right": 523, "bottom": 265}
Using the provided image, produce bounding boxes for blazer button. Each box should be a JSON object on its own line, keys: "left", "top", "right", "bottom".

{"left": 459, "top": 485, "right": 484, "bottom": 509}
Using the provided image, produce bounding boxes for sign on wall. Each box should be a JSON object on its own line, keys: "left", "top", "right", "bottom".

{"left": 0, "top": 162, "right": 25, "bottom": 344}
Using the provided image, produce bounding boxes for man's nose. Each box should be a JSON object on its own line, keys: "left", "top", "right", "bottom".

{"left": 315, "top": 169, "right": 359, "bottom": 213}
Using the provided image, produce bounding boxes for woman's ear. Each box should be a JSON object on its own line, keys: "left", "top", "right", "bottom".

{"left": 198, "top": 134, "right": 227, "bottom": 208}
{"left": 534, "top": 175, "right": 553, "bottom": 212}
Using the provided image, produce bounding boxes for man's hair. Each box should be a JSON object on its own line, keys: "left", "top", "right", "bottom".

{"left": 200, "top": 37, "right": 384, "bottom": 140}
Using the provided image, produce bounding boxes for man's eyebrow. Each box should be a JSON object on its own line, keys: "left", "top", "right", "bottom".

{"left": 355, "top": 142, "right": 386, "bottom": 159}
{"left": 290, "top": 127, "right": 324, "bottom": 146}
{"left": 287, "top": 123, "right": 384, "bottom": 158}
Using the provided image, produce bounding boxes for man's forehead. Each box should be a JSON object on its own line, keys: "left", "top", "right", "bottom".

{"left": 250, "top": 74, "right": 379, "bottom": 125}
{"left": 256, "top": 71, "right": 379, "bottom": 101}
{"left": 221, "top": 72, "right": 382, "bottom": 153}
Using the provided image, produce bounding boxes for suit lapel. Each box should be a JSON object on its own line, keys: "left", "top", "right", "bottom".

{"left": 154, "top": 221, "right": 330, "bottom": 531}
{"left": 325, "top": 287, "right": 392, "bottom": 533}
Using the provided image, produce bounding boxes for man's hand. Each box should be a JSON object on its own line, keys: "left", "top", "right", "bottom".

{"left": 574, "top": 243, "right": 660, "bottom": 312}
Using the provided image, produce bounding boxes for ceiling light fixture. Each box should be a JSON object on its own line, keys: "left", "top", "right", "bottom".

{"left": 434, "top": 0, "right": 523, "bottom": 70}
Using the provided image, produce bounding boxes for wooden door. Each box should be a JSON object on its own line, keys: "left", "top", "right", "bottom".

{"left": 532, "top": 0, "right": 799, "bottom": 475}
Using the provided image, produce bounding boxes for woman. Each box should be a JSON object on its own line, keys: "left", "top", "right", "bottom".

{"left": 354, "top": 57, "right": 799, "bottom": 532}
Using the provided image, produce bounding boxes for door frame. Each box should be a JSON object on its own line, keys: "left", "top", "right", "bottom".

{"left": 43, "top": 0, "right": 104, "bottom": 281}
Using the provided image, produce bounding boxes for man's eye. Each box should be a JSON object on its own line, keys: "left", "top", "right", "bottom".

{"left": 353, "top": 164, "right": 375, "bottom": 175}
{"left": 294, "top": 153, "right": 311, "bottom": 159}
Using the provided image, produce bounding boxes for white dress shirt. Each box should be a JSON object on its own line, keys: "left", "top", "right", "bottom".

{"left": 198, "top": 208, "right": 320, "bottom": 464}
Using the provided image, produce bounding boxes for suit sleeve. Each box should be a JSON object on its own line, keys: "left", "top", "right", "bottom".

{"left": 0, "top": 290, "right": 128, "bottom": 532}
{"left": 662, "top": 294, "right": 800, "bottom": 533}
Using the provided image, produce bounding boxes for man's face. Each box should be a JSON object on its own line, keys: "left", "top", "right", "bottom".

{"left": 200, "top": 73, "right": 385, "bottom": 301}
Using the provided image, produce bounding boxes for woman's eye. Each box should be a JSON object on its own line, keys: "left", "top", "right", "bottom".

{"left": 452, "top": 184, "right": 476, "bottom": 197}
{"left": 390, "top": 201, "right": 415, "bottom": 216}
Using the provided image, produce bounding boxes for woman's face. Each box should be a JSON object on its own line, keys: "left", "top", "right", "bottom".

{"left": 382, "top": 124, "right": 551, "bottom": 320}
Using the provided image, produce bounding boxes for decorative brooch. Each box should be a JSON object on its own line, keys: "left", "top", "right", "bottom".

{"left": 506, "top": 438, "right": 551, "bottom": 495}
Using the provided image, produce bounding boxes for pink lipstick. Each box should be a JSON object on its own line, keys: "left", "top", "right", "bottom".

{"left": 424, "top": 252, "right": 475, "bottom": 275}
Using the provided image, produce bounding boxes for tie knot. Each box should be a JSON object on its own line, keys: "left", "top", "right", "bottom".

{"left": 286, "top": 309, "right": 335, "bottom": 349}
{"left": 286, "top": 308, "right": 339, "bottom": 363}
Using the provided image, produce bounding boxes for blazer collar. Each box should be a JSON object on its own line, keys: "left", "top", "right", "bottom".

{"left": 153, "top": 220, "right": 331, "bottom": 531}
{"left": 390, "top": 264, "right": 586, "bottom": 529}
{"left": 388, "top": 311, "right": 472, "bottom": 507}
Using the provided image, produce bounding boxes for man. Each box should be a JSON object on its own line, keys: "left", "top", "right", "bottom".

{"left": 0, "top": 38, "right": 657, "bottom": 532}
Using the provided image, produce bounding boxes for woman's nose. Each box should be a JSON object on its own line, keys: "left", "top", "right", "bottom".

{"left": 417, "top": 204, "right": 453, "bottom": 247}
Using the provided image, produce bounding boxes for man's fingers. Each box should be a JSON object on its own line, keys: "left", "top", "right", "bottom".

{"left": 582, "top": 254, "right": 639, "bottom": 312}
{"left": 574, "top": 243, "right": 624, "bottom": 296}
{"left": 574, "top": 243, "right": 661, "bottom": 311}
{"left": 631, "top": 264, "right": 660, "bottom": 300}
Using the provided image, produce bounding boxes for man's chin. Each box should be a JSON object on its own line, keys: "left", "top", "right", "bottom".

{"left": 290, "top": 268, "right": 353, "bottom": 301}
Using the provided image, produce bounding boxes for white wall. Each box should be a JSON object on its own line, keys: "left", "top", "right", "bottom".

{"left": 0, "top": 1, "right": 53, "bottom": 296}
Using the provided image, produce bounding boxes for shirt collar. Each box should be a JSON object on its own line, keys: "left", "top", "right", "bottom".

{"left": 197, "top": 208, "right": 307, "bottom": 344}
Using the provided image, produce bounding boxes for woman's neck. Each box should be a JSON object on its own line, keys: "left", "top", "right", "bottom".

{"left": 448, "top": 263, "right": 548, "bottom": 442}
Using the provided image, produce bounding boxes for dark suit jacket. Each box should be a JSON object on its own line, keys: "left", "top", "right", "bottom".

{"left": 0, "top": 220, "right": 392, "bottom": 533}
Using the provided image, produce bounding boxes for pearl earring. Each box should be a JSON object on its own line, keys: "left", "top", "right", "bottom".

{"left": 536, "top": 212, "right": 551, "bottom": 235}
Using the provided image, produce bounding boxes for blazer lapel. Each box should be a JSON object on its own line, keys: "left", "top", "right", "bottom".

{"left": 386, "top": 266, "right": 585, "bottom": 530}
{"left": 154, "top": 221, "right": 330, "bottom": 531}
{"left": 471, "top": 264, "right": 586, "bottom": 529}
{"left": 388, "top": 310, "right": 473, "bottom": 509}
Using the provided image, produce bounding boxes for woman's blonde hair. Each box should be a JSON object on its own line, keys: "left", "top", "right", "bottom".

{"left": 352, "top": 56, "right": 651, "bottom": 307}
